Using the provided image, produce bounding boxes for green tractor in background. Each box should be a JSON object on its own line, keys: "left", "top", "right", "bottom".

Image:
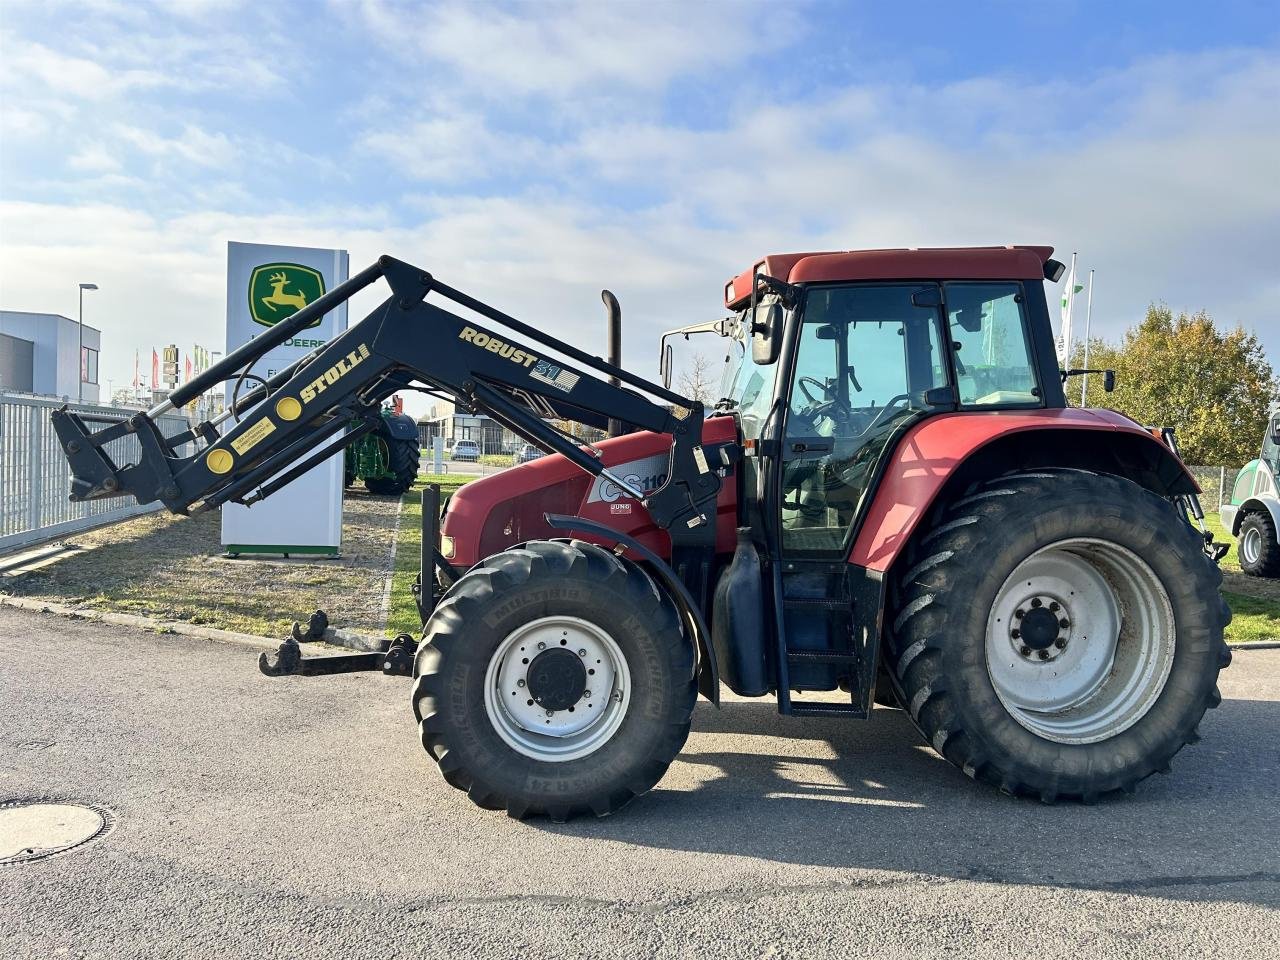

{"left": 1221, "top": 402, "right": 1280, "bottom": 577}
{"left": 344, "top": 402, "right": 421, "bottom": 496}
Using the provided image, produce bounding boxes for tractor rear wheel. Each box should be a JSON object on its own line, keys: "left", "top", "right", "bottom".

{"left": 412, "top": 539, "right": 696, "bottom": 820}
{"left": 887, "top": 469, "right": 1231, "bottom": 802}
{"left": 364, "top": 437, "right": 419, "bottom": 496}
{"left": 1238, "top": 510, "right": 1280, "bottom": 577}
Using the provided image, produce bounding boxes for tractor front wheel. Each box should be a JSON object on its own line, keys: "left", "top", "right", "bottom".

{"left": 887, "top": 469, "right": 1231, "bottom": 802}
{"left": 412, "top": 539, "right": 696, "bottom": 820}
{"left": 1238, "top": 510, "right": 1280, "bottom": 577}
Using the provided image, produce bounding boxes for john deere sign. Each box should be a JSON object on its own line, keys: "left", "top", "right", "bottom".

{"left": 248, "top": 262, "right": 325, "bottom": 328}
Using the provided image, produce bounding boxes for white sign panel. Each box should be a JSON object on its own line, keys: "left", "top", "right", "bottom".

{"left": 221, "top": 241, "right": 350, "bottom": 556}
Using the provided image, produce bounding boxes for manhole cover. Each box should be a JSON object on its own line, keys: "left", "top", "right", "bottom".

{"left": 0, "top": 801, "right": 111, "bottom": 864}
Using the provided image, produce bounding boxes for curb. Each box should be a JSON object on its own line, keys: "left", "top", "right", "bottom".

{"left": 0, "top": 595, "right": 387, "bottom": 653}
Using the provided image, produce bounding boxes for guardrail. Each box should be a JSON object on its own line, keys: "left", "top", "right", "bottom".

{"left": 0, "top": 392, "right": 191, "bottom": 553}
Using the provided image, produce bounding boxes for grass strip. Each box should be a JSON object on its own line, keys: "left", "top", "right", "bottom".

{"left": 386, "top": 473, "right": 473, "bottom": 637}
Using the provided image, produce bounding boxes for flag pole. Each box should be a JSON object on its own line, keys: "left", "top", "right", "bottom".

{"left": 1080, "top": 269, "right": 1095, "bottom": 406}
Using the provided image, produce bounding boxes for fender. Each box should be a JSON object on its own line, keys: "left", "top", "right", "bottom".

{"left": 1229, "top": 497, "right": 1280, "bottom": 537}
{"left": 544, "top": 513, "right": 721, "bottom": 707}
{"left": 378, "top": 412, "right": 420, "bottom": 442}
{"left": 849, "top": 407, "right": 1199, "bottom": 573}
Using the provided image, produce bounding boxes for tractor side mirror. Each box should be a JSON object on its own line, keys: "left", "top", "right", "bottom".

{"left": 661, "top": 343, "right": 673, "bottom": 390}
{"left": 953, "top": 307, "right": 984, "bottom": 334}
{"left": 751, "top": 300, "right": 783, "bottom": 365}
{"left": 1103, "top": 370, "right": 1116, "bottom": 393}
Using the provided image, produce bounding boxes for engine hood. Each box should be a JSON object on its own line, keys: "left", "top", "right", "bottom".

{"left": 440, "top": 416, "right": 739, "bottom": 568}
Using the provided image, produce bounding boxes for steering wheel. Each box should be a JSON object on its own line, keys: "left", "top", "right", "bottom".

{"left": 797, "top": 376, "right": 833, "bottom": 405}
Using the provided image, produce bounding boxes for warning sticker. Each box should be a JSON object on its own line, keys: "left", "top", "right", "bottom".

{"left": 231, "top": 417, "right": 277, "bottom": 455}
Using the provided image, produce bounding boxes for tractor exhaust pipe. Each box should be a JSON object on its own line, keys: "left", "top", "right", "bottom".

{"left": 602, "top": 289, "right": 623, "bottom": 437}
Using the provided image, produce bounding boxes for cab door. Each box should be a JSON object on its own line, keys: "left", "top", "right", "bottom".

{"left": 774, "top": 283, "right": 951, "bottom": 696}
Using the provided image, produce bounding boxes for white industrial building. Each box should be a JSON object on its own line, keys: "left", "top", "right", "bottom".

{"left": 0, "top": 311, "right": 101, "bottom": 403}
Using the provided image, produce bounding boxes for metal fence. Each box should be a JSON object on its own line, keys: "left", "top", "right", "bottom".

{"left": 1186, "top": 465, "right": 1244, "bottom": 515}
{"left": 0, "top": 392, "right": 191, "bottom": 553}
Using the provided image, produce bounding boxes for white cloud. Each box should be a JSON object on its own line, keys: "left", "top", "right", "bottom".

{"left": 114, "top": 123, "right": 238, "bottom": 169}
{"left": 350, "top": 0, "right": 796, "bottom": 99}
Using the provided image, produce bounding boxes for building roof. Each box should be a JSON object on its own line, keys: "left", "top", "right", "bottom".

{"left": 724, "top": 245, "right": 1055, "bottom": 308}
{"left": 0, "top": 309, "right": 101, "bottom": 334}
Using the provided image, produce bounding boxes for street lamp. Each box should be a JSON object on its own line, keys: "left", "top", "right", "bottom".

{"left": 78, "top": 282, "right": 98, "bottom": 403}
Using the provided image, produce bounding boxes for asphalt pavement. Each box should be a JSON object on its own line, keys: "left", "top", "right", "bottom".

{"left": 1, "top": 605, "right": 1277, "bottom": 959}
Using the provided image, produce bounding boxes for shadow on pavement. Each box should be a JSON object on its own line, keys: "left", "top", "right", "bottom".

{"left": 533, "top": 697, "right": 1280, "bottom": 907}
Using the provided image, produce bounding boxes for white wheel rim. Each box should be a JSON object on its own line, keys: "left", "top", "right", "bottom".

{"left": 483, "top": 616, "right": 630, "bottom": 762}
{"left": 985, "top": 538, "right": 1176, "bottom": 745}
{"left": 1241, "top": 526, "right": 1261, "bottom": 565}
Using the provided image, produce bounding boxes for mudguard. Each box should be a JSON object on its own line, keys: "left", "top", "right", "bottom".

{"left": 850, "top": 407, "right": 1199, "bottom": 573}
{"left": 378, "top": 412, "right": 419, "bottom": 442}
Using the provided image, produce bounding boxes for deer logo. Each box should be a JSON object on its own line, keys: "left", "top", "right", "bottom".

{"left": 247, "top": 262, "right": 326, "bottom": 328}
{"left": 261, "top": 272, "right": 309, "bottom": 313}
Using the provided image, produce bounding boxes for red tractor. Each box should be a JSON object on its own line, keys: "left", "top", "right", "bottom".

{"left": 54, "top": 246, "right": 1230, "bottom": 820}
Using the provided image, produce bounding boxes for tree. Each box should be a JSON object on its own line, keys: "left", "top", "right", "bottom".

{"left": 1072, "top": 305, "right": 1277, "bottom": 466}
{"left": 677, "top": 352, "right": 717, "bottom": 404}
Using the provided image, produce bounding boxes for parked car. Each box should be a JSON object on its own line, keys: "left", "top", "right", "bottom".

{"left": 515, "top": 444, "right": 545, "bottom": 464}
{"left": 451, "top": 439, "right": 480, "bottom": 462}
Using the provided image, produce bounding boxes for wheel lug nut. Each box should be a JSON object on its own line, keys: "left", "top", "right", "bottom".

{"left": 1011, "top": 629, "right": 1021, "bottom": 639}
{"left": 1014, "top": 609, "right": 1025, "bottom": 619}
{"left": 1049, "top": 601, "right": 1060, "bottom": 612}
{"left": 583, "top": 690, "right": 591, "bottom": 699}
{"left": 1059, "top": 618, "right": 1070, "bottom": 629}
{"left": 537, "top": 642, "right": 546, "bottom": 650}
{"left": 517, "top": 679, "right": 525, "bottom": 687}
{"left": 1031, "top": 598, "right": 1043, "bottom": 608}
{"left": 1054, "top": 638, "right": 1067, "bottom": 649}
{"left": 578, "top": 648, "right": 587, "bottom": 656}
{"left": 1020, "top": 646, "right": 1031, "bottom": 657}
{"left": 546, "top": 709, "right": 554, "bottom": 717}
{"left": 1037, "top": 650, "right": 1050, "bottom": 660}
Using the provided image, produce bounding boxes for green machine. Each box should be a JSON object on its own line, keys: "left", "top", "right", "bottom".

{"left": 344, "top": 407, "right": 421, "bottom": 496}
{"left": 1221, "top": 402, "right": 1280, "bottom": 577}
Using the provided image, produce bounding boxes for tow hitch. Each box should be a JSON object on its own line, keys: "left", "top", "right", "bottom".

{"left": 258, "top": 628, "right": 419, "bottom": 678}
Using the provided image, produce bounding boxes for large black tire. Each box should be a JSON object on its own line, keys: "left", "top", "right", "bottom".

{"left": 364, "top": 437, "right": 419, "bottom": 496}
{"left": 412, "top": 539, "right": 696, "bottom": 821}
{"left": 886, "top": 469, "right": 1231, "bottom": 802}
{"left": 1238, "top": 510, "right": 1280, "bottom": 577}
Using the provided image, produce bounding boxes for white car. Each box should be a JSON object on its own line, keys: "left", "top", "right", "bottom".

{"left": 451, "top": 440, "right": 480, "bottom": 462}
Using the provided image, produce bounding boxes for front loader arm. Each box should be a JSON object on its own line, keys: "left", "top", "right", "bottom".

{"left": 52, "top": 255, "right": 722, "bottom": 540}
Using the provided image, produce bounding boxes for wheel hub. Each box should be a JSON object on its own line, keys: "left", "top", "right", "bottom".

{"left": 483, "top": 616, "right": 631, "bottom": 762}
{"left": 1010, "top": 595, "right": 1070, "bottom": 661}
{"left": 985, "top": 538, "right": 1176, "bottom": 745}
{"left": 526, "top": 648, "right": 587, "bottom": 711}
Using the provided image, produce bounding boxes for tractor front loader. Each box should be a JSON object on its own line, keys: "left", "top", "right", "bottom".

{"left": 52, "top": 247, "right": 1231, "bottom": 820}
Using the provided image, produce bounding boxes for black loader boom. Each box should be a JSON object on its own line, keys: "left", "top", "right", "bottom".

{"left": 52, "top": 256, "right": 722, "bottom": 544}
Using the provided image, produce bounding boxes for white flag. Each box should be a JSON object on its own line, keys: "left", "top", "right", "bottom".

{"left": 1057, "top": 254, "right": 1083, "bottom": 364}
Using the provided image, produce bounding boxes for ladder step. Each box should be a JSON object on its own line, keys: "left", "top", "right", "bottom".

{"left": 789, "top": 702, "right": 868, "bottom": 718}
{"left": 786, "top": 650, "right": 860, "bottom": 663}
{"left": 783, "top": 597, "right": 850, "bottom": 610}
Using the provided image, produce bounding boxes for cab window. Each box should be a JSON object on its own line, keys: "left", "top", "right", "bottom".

{"left": 780, "top": 283, "right": 947, "bottom": 556}
{"left": 944, "top": 282, "right": 1040, "bottom": 407}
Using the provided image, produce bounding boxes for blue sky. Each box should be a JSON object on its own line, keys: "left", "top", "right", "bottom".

{"left": 1, "top": 0, "right": 1277, "bottom": 406}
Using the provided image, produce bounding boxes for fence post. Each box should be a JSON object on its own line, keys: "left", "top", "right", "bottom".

{"left": 27, "top": 403, "right": 43, "bottom": 533}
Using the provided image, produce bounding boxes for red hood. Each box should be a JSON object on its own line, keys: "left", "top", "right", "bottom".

{"left": 441, "top": 416, "right": 739, "bottom": 567}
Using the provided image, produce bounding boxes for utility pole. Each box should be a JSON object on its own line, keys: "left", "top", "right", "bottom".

{"left": 1080, "top": 270, "right": 1095, "bottom": 406}
{"left": 77, "top": 282, "right": 98, "bottom": 403}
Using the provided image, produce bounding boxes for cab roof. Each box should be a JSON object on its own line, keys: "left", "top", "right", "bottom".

{"left": 724, "top": 245, "right": 1056, "bottom": 309}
